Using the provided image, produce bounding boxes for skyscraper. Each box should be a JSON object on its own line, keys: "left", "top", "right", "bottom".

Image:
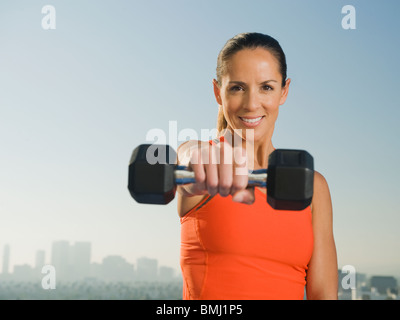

{"left": 50, "top": 240, "right": 93, "bottom": 281}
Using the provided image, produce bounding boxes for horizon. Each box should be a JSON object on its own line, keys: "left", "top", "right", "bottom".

{"left": 2, "top": 240, "right": 399, "bottom": 280}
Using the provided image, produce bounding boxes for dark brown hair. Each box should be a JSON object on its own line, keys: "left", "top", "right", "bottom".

{"left": 215, "top": 32, "right": 288, "bottom": 133}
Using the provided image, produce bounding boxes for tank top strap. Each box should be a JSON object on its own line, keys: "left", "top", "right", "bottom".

{"left": 209, "top": 136, "right": 225, "bottom": 145}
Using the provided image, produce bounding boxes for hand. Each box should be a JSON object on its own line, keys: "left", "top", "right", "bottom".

{"left": 187, "top": 140, "right": 255, "bottom": 204}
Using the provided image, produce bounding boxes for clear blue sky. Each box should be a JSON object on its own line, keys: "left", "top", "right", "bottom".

{"left": 1, "top": 0, "right": 399, "bottom": 277}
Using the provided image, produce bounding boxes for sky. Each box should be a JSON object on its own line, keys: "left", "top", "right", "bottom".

{"left": 0, "top": 0, "right": 400, "bottom": 278}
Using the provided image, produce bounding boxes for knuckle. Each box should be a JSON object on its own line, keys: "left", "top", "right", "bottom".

{"left": 207, "top": 180, "right": 218, "bottom": 190}
{"left": 219, "top": 188, "right": 231, "bottom": 197}
{"left": 219, "top": 180, "right": 232, "bottom": 191}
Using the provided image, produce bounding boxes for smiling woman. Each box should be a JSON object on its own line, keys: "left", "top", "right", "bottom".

{"left": 213, "top": 47, "right": 289, "bottom": 146}
{"left": 214, "top": 33, "right": 288, "bottom": 136}
{"left": 176, "top": 32, "right": 338, "bottom": 300}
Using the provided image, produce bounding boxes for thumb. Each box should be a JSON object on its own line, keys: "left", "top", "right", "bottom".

{"left": 232, "top": 188, "right": 255, "bottom": 205}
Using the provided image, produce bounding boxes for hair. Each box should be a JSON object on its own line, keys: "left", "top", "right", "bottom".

{"left": 215, "top": 32, "right": 288, "bottom": 134}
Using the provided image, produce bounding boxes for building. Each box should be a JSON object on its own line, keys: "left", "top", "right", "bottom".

{"left": 49, "top": 240, "right": 92, "bottom": 281}
{"left": 370, "top": 276, "right": 398, "bottom": 295}
{"left": 13, "top": 264, "right": 34, "bottom": 282}
{"left": 101, "top": 255, "right": 134, "bottom": 282}
{"left": 159, "top": 266, "right": 175, "bottom": 282}
{"left": 70, "top": 241, "right": 91, "bottom": 280}
{"left": 50, "top": 240, "right": 70, "bottom": 282}
{"left": 338, "top": 267, "right": 368, "bottom": 300}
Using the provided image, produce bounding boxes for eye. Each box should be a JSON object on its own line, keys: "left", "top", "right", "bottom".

{"left": 229, "top": 85, "right": 244, "bottom": 92}
{"left": 262, "top": 85, "right": 273, "bottom": 91}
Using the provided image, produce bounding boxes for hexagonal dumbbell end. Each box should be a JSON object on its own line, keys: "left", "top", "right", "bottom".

{"left": 128, "top": 144, "right": 177, "bottom": 204}
{"left": 267, "top": 149, "right": 314, "bottom": 211}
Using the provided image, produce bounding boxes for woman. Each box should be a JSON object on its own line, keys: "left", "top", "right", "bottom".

{"left": 176, "top": 32, "right": 338, "bottom": 300}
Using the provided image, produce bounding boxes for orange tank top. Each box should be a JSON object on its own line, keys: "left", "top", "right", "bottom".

{"left": 179, "top": 137, "right": 314, "bottom": 300}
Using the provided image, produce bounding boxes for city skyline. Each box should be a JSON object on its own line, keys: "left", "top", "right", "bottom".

{"left": 1, "top": 240, "right": 399, "bottom": 283}
{"left": 0, "top": 241, "right": 181, "bottom": 283}
{"left": 0, "top": 240, "right": 400, "bottom": 279}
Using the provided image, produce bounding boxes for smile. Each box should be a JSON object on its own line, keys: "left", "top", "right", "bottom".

{"left": 239, "top": 116, "right": 264, "bottom": 126}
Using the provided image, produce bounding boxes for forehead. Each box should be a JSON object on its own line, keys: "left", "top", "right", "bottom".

{"left": 224, "top": 48, "right": 280, "bottom": 80}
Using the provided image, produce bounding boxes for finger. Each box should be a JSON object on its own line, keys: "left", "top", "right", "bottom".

{"left": 231, "top": 146, "right": 248, "bottom": 195}
{"left": 218, "top": 142, "right": 233, "bottom": 197}
{"left": 189, "top": 147, "right": 206, "bottom": 193}
{"left": 204, "top": 145, "right": 219, "bottom": 196}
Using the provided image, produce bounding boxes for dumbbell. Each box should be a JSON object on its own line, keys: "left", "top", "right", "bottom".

{"left": 127, "top": 144, "right": 314, "bottom": 211}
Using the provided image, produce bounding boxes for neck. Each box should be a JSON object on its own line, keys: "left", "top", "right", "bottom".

{"left": 244, "top": 139, "right": 275, "bottom": 171}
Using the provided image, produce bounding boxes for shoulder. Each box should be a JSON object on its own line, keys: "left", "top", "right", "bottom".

{"left": 311, "top": 170, "right": 333, "bottom": 216}
{"left": 314, "top": 171, "right": 329, "bottom": 192}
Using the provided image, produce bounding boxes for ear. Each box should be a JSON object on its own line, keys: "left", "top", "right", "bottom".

{"left": 279, "top": 78, "right": 291, "bottom": 105}
{"left": 213, "top": 79, "right": 222, "bottom": 105}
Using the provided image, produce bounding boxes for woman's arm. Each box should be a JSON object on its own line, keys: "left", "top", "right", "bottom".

{"left": 306, "top": 171, "right": 338, "bottom": 300}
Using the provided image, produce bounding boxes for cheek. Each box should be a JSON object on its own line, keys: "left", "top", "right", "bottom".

{"left": 222, "top": 96, "right": 242, "bottom": 115}
{"left": 263, "top": 96, "right": 281, "bottom": 113}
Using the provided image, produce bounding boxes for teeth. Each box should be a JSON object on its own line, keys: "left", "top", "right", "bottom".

{"left": 240, "top": 116, "right": 263, "bottom": 123}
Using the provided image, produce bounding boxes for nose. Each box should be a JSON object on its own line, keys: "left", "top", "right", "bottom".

{"left": 243, "top": 89, "right": 260, "bottom": 112}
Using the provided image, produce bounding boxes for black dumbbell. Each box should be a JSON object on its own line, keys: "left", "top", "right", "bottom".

{"left": 128, "top": 144, "right": 314, "bottom": 211}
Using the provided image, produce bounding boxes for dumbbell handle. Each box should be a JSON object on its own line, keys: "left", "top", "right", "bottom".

{"left": 174, "top": 165, "right": 268, "bottom": 187}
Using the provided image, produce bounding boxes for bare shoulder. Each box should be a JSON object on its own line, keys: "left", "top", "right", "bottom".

{"left": 311, "top": 170, "right": 333, "bottom": 217}
{"left": 314, "top": 171, "right": 329, "bottom": 192}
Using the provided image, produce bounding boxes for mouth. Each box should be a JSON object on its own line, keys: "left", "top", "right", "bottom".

{"left": 238, "top": 116, "right": 264, "bottom": 127}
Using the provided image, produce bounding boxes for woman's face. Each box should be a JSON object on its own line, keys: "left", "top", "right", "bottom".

{"left": 214, "top": 48, "right": 290, "bottom": 143}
